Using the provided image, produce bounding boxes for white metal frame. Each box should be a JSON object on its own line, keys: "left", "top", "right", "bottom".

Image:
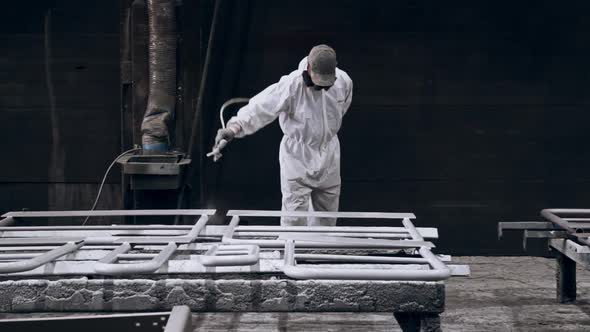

{"left": 0, "top": 209, "right": 468, "bottom": 280}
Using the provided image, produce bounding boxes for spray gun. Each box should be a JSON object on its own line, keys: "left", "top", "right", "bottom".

{"left": 206, "top": 98, "right": 250, "bottom": 162}
{"left": 206, "top": 139, "right": 228, "bottom": 162}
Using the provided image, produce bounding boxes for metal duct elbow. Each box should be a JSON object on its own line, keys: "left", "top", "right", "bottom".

{"left": 141, "top": 0, "right": 177, "bottom": 153}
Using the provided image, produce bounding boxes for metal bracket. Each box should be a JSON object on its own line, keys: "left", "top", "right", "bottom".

{"left": 522, "top": 230, "right": 567, "bottom": 250}
{"left": 497, "top": 221, "right": 555, "bottom": 239}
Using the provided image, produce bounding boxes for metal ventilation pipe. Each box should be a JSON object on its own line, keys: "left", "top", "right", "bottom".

{"left": 141, "top": 0, "right": 177, "bottom": 153}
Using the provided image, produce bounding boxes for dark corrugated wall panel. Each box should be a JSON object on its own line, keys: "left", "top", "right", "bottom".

{"left": 0, "top": 1, "right": 122, "bottom": 213}
{"left": 2, "top": 1, "right": 590, "bottom": 254}
{"left": 208, "top": 0, "right": 590, "bottom": 254}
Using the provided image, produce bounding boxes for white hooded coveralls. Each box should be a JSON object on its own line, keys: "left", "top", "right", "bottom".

{"left": 227, "top": 57, "right": 353, "bottom": 225}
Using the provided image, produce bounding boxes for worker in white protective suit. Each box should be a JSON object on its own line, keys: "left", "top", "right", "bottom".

{"left": 213, "top": 45, "right": 353, "bottom": 226}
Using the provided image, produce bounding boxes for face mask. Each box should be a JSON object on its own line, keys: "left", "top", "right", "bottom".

{"left": 302, "top": 70, "right": 331, "bottom": 91}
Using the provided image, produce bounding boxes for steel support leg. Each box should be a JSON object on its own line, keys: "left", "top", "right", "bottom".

{"left": 556, "top": 251, "right": 576, "bottom": 303}
{"left": 393, "top": 312, "right": 442, "bottom": 332}
{"left": 419, "top": 314, "right": 442, "bottom": 332}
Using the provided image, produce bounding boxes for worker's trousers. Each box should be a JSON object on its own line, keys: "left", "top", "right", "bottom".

{"left": 280, "top": 175, "right": 340, "bottom": 226}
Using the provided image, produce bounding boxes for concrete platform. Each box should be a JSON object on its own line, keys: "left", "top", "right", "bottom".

{"left": 179, "top": 256, "right": 590, "bottom": 331}
{"left": 177, "top": 257, "right": 590, "bottom": 331}
{"left": 177, "top": 257, "right": 590, "bottom": 332}
{"left": 3, "top": 257, "right": 589, "bottom": 331}
{"left": 0, "top": 279, "right": 444, "bottom": 331}
{"left": 0, "top": 278, "right": 443, "bottom": 314}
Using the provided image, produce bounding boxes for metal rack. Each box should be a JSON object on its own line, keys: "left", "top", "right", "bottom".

{"left": 0, "top": 209, "right": 468, "bottom": 280}
{"left": 226, "top": 210, "right": 452, "bottom": 280}
{"left": 499, "top": 208, "right": 590, "bottom": 303}
{"left": 0, "top": 209, "right": 218, "bottom": 275}
{"left": 282, "top": 218, "right": 450, "bottom": 281}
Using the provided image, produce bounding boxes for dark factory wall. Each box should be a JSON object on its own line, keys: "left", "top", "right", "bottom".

{"left": 1, "top": 1, "right": 589, "bottom": 254}
{"left": 203, "top": 0, "right": 590, "bottom": 254}
{"left": 0, "top": 1, "right": 122, "bottom": 216}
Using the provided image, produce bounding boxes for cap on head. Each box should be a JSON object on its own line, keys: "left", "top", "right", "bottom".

{"left": 307, "top": 44, "right": 337, "bottom": 87}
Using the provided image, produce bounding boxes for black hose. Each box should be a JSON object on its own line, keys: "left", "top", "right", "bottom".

{"left": 187, "top": 0, "right": 222, "bottom": 156}
{"left": 183, "top": 0, "right": 223, "bottom": 208}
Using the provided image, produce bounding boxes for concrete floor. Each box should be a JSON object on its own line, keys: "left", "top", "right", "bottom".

{"left": 1, "top": 256, "right": 589, "bottom": 331}
{"left": 190, "top": 257, "right": 590, "bottom": 331}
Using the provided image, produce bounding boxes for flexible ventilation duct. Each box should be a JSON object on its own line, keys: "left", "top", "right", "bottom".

{"left": 141, "top": 0, "right": 176, "bottom": 153}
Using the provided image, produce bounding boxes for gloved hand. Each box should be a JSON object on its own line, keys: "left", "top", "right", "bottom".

{"left": 215, "top": 128, "right": 236, "bottom": 147}
{"left": 208, "top": 126, "right": 240, "bottom": 162}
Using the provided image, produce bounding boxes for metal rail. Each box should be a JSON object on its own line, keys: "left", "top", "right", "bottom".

{"left": 0, "top": 241, "right": 83, "bottom": 273}
{"left": 227, "top": 210, "right": 416, "bottom": 219}
{"left": 164, "top": 305, "right": 193, "bottom": 332}
{"left": 278, "top": 233, "right": 434, "bottom": 248}
{"left": 0, "top": 225, "right": 437, "bottom": 238}
{"left": 1, "top": 209, "right": 216, "bottom": 218}
{"left": 0, "top": 305, "right": 192, "bottom": 332}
